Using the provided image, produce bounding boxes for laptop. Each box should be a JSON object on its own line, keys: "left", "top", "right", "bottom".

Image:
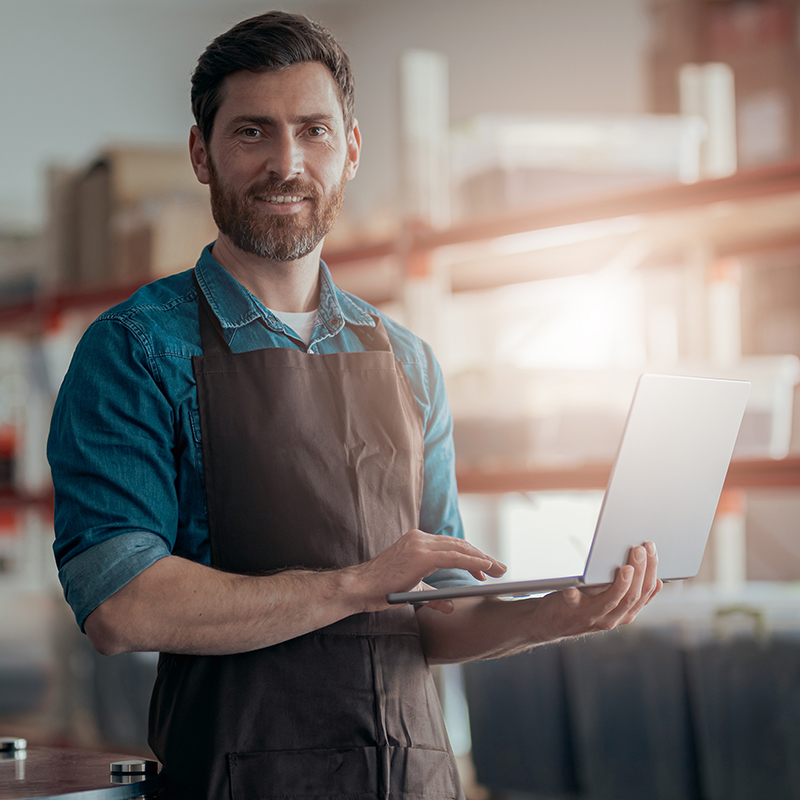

{"left": 387, "top": 373, "right": 750, "bottom": 604}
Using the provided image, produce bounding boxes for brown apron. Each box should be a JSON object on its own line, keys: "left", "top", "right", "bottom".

{"left": 148, "top": 276, "right": 463, "bottom": 800}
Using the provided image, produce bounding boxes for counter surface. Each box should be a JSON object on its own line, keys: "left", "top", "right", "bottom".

{"left": 0, "top": 747, "right": 162, "bottom": 799}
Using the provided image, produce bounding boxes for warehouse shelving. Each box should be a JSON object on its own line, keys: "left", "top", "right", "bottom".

{"left": 2, "top": 160, "right": 800, "bottom": 497}
{"left": 7, "top": 158, "right": 800, "bottom": 324}
{"left": 327, "top": 157, "right": 800, "bottom": 267}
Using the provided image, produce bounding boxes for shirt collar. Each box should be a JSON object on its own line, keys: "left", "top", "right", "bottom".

{"left": 193, "top": 244, "right": 375, "bottom": 345}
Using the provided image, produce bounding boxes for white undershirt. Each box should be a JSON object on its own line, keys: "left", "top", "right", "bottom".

{"left": 270, "top": 308, "right": 318, "bottom": 346}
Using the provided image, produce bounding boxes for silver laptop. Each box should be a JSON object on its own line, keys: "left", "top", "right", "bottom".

{"left": 387, "top": 373, "right": 750, "bottom": 604}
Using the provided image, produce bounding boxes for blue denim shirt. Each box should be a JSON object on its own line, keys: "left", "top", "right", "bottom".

{"left": 48, "top": 245, "right": 473, "bottom": 630}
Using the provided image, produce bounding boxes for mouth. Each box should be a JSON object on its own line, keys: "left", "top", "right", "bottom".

{"left": 256, "top": 194, "right": 307, "bottom": 204}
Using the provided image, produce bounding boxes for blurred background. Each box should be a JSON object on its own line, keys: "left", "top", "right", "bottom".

{"left": 2, "top": 0, "right": 800, "bottom": 798}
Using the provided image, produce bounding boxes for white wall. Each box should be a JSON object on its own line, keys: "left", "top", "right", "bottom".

{"left": 1, "top": 0, "right": 650, "bottom": 232}
{"left": 0, "top": 0, "right": 267, "bottom": 229}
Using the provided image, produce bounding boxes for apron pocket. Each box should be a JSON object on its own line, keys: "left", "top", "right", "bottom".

{"left": 387, "top": 745, "right": 459, "bottom": 798}
{"left": 228, "top": 745, "right": 458, "bottom": 799}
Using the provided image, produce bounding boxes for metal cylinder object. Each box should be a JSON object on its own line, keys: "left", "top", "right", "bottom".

{"left": 109, "top": 759, "right": 159, "bottom": 775}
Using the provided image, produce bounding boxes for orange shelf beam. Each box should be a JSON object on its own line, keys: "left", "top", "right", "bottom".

{"left": 325, "top": 159, "right": 800, "bottom": 265}
{"left": 456, "top": 457, "right": 800, "bottom": 494}
{"left": 0, "top": 488, "right": 54, "bottom": 512}
{"left": 3, "top": 161, "right": 800, "bottom": 328}
{"left": 0, "top": 460, "right": 796, "bottom": 517}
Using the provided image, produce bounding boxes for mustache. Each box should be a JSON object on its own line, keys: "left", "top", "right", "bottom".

{"left": 248, "top": 180, "right": 320, "bottom": 201}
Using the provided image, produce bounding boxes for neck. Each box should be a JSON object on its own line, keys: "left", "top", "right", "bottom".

{"left": 210, "top": 235, "right": 322, "bottom": 312}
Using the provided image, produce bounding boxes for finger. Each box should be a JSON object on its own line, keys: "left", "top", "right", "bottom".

{"left": 425, "top": 598, "right": 455, "bottom": 614}
{"left": 645, "top": 578, "right": 663, "bottom": 605}
{"left": 582, "top": 565, "right": 637, "bottom": 632}
{"left": 447, "top": 552, "right": 506, "bottom": 578}
{"left": 423, "top": 536, "right": 507, "bottom": 577}
{"left": 566, "top": 565, "right": 632, "bottom": 627}
{"left": 436, "top": 553, "right": 504, "bottom": 579}
{"left": 417, "top": 550, "right": 495, "bottom": 576}
{"left": 483, "top": 562, "right": 507, "bottom": 578}
{"left": 640, "top": 541, "right": 659, "bottom": 601}
{"left": 615, "top": 543, "right": 664, "bottom": 625}
{"left": 595, "top": 563, "right": 634, "bottom": 614}
{"left": 560, "top": 565, "right": 634, "bottom": 630}
{"left": 624, "top": 543, "right": 648, "bottom": 601}
{"left": 407, "top": 582, "right": 454, "bottom": 614}
{"left": 562, "top": 587, "right": 583, "bottom": 607}
{"left": 622, "top": 543, "right": 660, "bottom": 619}
{"left": 614, "top": 545, "right": 655, "bottom": 623}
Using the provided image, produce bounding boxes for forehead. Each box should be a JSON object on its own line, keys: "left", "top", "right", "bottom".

{"left": 216, "top": 62, "right": 344, "bottom": 126}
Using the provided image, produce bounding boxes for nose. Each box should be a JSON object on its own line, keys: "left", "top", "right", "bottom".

{"left": 268, "top": 130, "right": 304, "bottom": 181}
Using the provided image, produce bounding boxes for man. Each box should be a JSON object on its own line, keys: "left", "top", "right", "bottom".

{"left": 48, "top": 11, "right": 660, "bottom": 799}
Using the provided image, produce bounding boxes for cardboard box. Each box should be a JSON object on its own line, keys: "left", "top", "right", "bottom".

{"left": 76, "top": 160, "right": 112, "bottom": 286}
{"left": 647, "top": 1, "right": 800, "bottom": 164}
{"left": 647, "top": 0, "right": 712, "bottom": 112}
{"left": 113, "top": 197, "right": 218, "bottom": 282}
{"left": 648, "top": 0, "right": 708, "bottom": 64}
{"left": 99, "top": 145, "right": 208, "bottom": 208}
{"left": 646, "top": 0, "right": 800, "bottom": 115}
{"left": 648, "top": 50, "right": 685, "bottom": 113}
{"left": 51, "top": 146, "right": 213, "bottom": 287}
{"left": 729, "top": 43, "right": 800, "bottom": 166}
{"left": 707, "top": 1, "right": 797, "bottom": 60}
{"left": 44, "top": 166, "right": 80, "bottom": 287}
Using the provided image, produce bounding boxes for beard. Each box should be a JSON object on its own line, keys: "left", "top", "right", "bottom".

{"left": 206, "top": 158, "right": 347, "bottom": 262}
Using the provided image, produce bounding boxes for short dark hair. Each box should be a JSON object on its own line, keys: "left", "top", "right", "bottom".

{"left": 191, "top": 11, "right": 355, "bottom": 143}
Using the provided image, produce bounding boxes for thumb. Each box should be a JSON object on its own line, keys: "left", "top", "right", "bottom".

{"left": 561, "top": 588, "right": 582, "bottom": 607}
{"left": 425, "top": 598, "right": 455, "bottom": 614}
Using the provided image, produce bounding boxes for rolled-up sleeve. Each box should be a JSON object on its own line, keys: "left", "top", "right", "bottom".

{"left": 48, "top": 316, "right": 178, "bottom": 629}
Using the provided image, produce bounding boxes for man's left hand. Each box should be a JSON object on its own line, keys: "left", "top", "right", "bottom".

{"left": 536, "top": 541, "right": 661, "bottom": 638}
{"left": 416, "top": 541, "right": 661, "bottom": 664}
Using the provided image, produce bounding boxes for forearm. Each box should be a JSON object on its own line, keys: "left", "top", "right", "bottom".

{"left": 417, "top": 596, "right": 555, "bottom": 665}
{"left": 418, "top": 544, "right": 663, "bottom": 664}
{"left": 85, "top": 555, "right": 364, "bottom": 656}
{"left": 84, "top": 530, "right": 507, "bottom": 657}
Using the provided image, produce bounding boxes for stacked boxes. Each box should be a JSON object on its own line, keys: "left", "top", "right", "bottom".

{"left": 648, "top": 0, "right": 710, "bottom": 112}
{"left": 647, "top": 0, "right": 800, "bottom": 166}
{"left": 729, "top": 39, "right": 800, "bottom": 166}
{"left": 47, "top": 146, "right": 217, "bottom": 288}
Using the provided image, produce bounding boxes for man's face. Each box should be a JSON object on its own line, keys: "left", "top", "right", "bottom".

{"left": 190, "top": 62, "right": 360, "bottom": 262}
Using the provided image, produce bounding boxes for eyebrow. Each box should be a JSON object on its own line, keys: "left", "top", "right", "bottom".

{"left": 227, "top": 114, "right": 337, "bottom": 128}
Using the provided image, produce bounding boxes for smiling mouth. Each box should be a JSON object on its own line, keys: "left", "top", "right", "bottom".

{"left": 257, "top": 195, "right": 306, "bottom": 204}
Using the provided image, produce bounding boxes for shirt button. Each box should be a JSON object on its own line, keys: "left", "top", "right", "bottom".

{"left": 328, "top": 317, "right": 341, "bottom": 329}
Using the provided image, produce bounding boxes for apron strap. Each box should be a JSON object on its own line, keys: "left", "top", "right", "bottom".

{"left": 351, "top": 315, "right": 393, "bottom": 354}
{"left": 193, "top": 271, "right": 234, "bottom": 356}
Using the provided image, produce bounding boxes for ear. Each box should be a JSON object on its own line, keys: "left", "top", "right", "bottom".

{"left": 344, "top": 119, "right": 361, "bottom": 181}
{"left": 189, "top": 125, "right": 211, "bottom": 185}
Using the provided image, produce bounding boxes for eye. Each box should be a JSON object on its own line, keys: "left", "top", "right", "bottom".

{"left": 241, "top": 127, "right": 261, "bottom": 139}
{"left": 307, "top": 125, "right": 328, "bottom": 137}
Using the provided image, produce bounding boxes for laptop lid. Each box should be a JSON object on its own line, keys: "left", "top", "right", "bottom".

{"left": 582, "top": 373, "right": 750, "bottom": 584}
{"left": 387, "top": 373, "right": 750, "bottom": 605}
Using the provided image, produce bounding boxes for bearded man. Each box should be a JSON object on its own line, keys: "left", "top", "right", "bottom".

{"left": 48, "top": 11, "right": 659, "bottom": 799}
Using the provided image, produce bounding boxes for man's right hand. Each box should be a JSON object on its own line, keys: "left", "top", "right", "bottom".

{"left": 345, "top": 529, "right": 506, "bottom": 615}
{"left": 84, "top": 532, "right": 505, "bottom": 657}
